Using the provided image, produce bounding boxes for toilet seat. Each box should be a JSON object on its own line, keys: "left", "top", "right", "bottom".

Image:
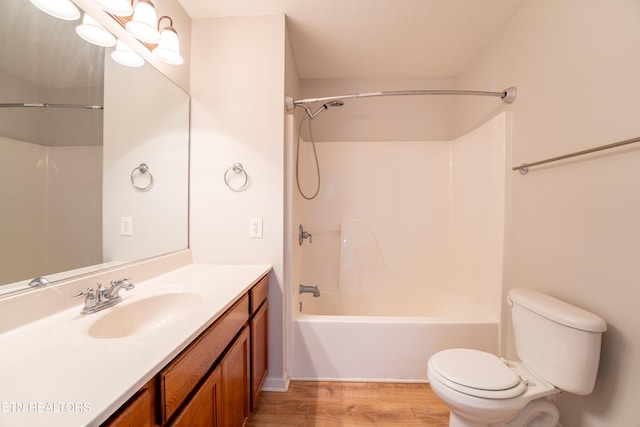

{"left": 429, "top": 349, "right": 527, "bottom": 399}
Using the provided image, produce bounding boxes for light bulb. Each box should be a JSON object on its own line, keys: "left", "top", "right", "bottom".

{"left": 153, "top": 26, "right": 183, "bottom": 65}
{"left": 125, "top": 0, "right": 160, "bottom": 44}
{"left": 111, "top": 40, "right": 145, "bottom": 67}
{"left": 76, "top": 13, "right": 117, "bottom": 47}
{"left": 30, "top": 0, "right": 80, "bottom": 21}
{"left": 95, "top": 0, "right": 133, "bottom": 17}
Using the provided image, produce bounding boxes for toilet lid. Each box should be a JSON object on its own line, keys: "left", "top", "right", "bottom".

{"left": 430, "top": 349, "right": 526, "bottom": 399}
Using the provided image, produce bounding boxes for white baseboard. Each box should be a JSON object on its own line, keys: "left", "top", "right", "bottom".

{"left": 262, "top": 372, "right": 291, "bottom": 392}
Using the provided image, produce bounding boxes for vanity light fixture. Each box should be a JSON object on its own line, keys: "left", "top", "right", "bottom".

{"left": 111, "top": 39, "right": 145, "bottom": 67}
{"left": 152, "top": 16, "right": 184, "bottom": 65}
{"left": 125, "top": 0, "right": 160, "bottom": 44}
{"left": 30, "top": 0, "right": 81, "bottom": 20}
{"left": 94, "top": 0, "right": 133, "bottom": 17}
{"left": 76, "top": 13, "right": 117, "bottom": 47}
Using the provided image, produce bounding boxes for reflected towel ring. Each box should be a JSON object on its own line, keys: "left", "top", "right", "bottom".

{"left": 131, "top": 163, "right": 154, "bottom": 191}
{"left": 224, "top": 163, "right": 249, "bottom": 192}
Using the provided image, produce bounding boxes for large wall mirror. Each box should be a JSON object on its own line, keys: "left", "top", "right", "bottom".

{"left": 0, "top": 1, "right": 189, "bottom": 297}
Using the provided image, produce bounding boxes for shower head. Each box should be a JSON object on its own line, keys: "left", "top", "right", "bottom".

{"left": 305, "top": 99, "right": 344, "bottom": 119}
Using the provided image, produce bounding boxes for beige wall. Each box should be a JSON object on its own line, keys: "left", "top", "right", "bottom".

{"left": 457, "top": 1, "right": 640, "bottom": 425}
{"left": 189, "top": 15, "right": 288, "bottom": 388}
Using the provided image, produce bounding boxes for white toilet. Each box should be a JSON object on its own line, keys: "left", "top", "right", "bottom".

{"left": 427, "top": 288, "right": 607, "bottom": 427}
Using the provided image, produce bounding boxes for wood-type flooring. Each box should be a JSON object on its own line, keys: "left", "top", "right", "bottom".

{"left": 247, "top": 381, "right": 450, "bottom": 426}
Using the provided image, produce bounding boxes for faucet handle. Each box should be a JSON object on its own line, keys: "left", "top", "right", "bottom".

{"left": 73, "top": 288, "right": 97, "bottom": 310}
{"left": 73, "top": 288, "right": 95, "bottom": 299}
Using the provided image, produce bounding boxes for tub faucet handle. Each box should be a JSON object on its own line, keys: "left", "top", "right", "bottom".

{"left": 299, "top": 224, "right": 312, "bottom": 245}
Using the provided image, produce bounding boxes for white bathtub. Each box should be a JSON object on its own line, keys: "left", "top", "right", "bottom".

{"left": 290, "top": 290, "right": 498, "bottom": 382}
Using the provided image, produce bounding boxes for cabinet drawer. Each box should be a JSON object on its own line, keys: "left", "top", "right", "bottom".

{"left": 249, "top": 275, "right": 269, "bottom": 314}
{"left": 159, "top": 294, "right": 249, "bottom": 423}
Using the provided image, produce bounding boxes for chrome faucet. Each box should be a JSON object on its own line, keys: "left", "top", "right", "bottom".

{"left": 299, "top": 284, "right": 320, "bottom": 297}
{"left": 28, "top": 277, "right": 49, "bottom": 288}
{"left": 73, "top": 278, "right": 135, "bottom": 315}
{"left": 107, "top": 278, "right": 135, "bottom": 300}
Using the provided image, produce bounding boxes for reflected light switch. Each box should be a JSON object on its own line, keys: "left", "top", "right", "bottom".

{"left": 120, "top": 217, "right": 133, "bottom": 236}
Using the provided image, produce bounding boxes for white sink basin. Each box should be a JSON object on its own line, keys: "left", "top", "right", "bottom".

{"left": 88, "top": 292, "right": 202, "bottom": 339}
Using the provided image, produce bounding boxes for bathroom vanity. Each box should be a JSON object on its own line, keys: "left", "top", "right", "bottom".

{"left": 0, "top": 263, "right": 271, "bottom": 427}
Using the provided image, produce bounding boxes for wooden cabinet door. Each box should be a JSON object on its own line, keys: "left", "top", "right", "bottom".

{"left": 101, "top": 380, "right": 154, "bottom": 427}
{"left": 222, "top": 326, "right": 250, "bottom": 427}
{"left": 250, "top": 301, "right": 268, "bottom": 411}
{"left": 169, "top": 365, "right": 222, "bottom": 427}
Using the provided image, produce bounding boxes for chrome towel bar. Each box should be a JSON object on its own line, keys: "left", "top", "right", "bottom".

{"left": 513, "top": 135, "right": 640, "bottom": 175}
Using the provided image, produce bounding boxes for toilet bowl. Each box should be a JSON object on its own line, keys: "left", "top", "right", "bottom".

{"left": 427, "top": 348, "right": 558, "bottom": 427}
{"left": 426, "top": 289, "right": 606, "bottom": 427}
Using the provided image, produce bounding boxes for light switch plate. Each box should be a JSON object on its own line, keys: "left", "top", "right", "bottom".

{"left": 249, "top": 218, "right": 263, "bottom": 238}
{"left": 120, "top": 217, "right": 133, "bottom": 236}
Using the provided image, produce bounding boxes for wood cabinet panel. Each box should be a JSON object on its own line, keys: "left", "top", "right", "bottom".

{"left": 159, "top": 294, "right": 249, "bottom": 423}
{"left": 222, "top": 326, "right": 250, "bottom": 427}
{"left": 168, "top": 365, "right": 222, "bottom": 427}
{"left": 250, "top": 301, "right": 268, "bottom": 411}
{"left": 102, "top": 380, "right": 154, "bottom": 427}
{"left": 249, "top": 275, "right": 269, "bottom": 314}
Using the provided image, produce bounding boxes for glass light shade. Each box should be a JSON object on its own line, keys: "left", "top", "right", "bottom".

{"left": 30, "top": 0, "right": 80, "bottom": 21}
{"left": 95, "top": 0, "right": 133, "bottom": 17}
{"left": 125, "top": 0, "right": 160, "bottom": 44}
{"left": 153, "top": 27, "right": 184, "bottom": 65}
{"left": 111, "top": 40, "right": 145, "bottom": 67}
{"left": 76, "top": 14, "right": 117, "bottom": 47}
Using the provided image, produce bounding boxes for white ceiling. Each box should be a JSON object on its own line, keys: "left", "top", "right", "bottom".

{"left": 178, "top": 0, "right": 527, "bottom": 79}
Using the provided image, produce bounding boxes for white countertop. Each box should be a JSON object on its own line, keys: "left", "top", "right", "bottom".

{"left": 0, "top": 264, "right": 272, "bottom": 427}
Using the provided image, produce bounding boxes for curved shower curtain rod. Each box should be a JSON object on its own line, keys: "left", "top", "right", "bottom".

{"left": 285, "top": 87, "right": 517, "bottom": 109}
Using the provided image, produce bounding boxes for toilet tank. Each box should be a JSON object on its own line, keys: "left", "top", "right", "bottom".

{"left": 508, "top": 288, "right": 607, "bottom": 395}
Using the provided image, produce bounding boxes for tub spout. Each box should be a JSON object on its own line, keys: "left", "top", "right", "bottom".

{"left": 299, "top": 284, "right": 320, "bottom": 297}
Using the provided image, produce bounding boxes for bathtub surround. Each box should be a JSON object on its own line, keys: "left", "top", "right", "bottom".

{"left": 0, "top": 138, "right": 102, "bottom": 287}
{"left": 290, "top": 113, "right": 507, "bottom": 381}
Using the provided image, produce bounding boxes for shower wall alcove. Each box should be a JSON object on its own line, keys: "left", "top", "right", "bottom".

{"left": 288, "top": 110, "right": 509, "bottom": 382}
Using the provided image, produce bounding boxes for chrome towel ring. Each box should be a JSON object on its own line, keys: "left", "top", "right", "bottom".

{"left": 224, "top": 163, "right": 249, "bottom": 192}
{"left": 131, "top": 163, "right": 154, "bottom": 191}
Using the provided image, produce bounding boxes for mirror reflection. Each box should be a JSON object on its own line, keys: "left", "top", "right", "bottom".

{"left": 0, "top": 1, "right": 189, "bottom": 296}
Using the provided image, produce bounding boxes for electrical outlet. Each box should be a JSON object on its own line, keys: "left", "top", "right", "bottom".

{"left": 120, "top": 217, "right": 133, "bottom": 236}
{"left": 249, "top": 218, "right": 263, "bottom": 238}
